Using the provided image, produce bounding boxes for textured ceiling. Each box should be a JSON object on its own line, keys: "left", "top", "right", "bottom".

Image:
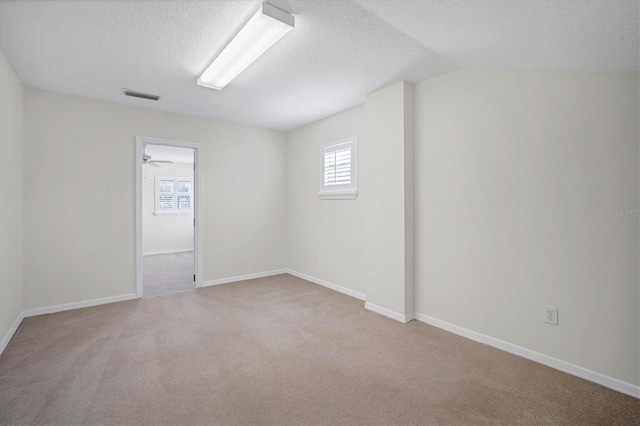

{"left": 355, "top": 0, "right": 640, "bottom": 73}
{"left": 0, "top": 0, "right": 637, "bottom": 131}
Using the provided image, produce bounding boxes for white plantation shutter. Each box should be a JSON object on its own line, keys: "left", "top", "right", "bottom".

{"left": 319, "top": 138, "right": 358, "bottom": 200}
{"left": 158, "top": 195, "right": 175, "bottom": 210}
{"left": 324, "top": 142, "right": 352, "bottom": 186}
{"left": 158, "top": 179, "right": 174, "bottom": 193}
{"left": 155, "top": 176, "right": 193, "bottom": 213}
{"left": 177, "top": 180, "right": 191, "bottom": 193}
{"left": 177, "top": 195, "right": 191, "bottom": 210}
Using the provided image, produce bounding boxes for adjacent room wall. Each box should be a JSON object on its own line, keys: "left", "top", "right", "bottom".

{"left": 414, "top": 69, "right": 640, "bottom": 386}
{"left": 142, "top": 162, "right": 194, "bottom": 255}
{"left": 24, "top": 89, "right": 286, "bottom": 309}
{"left": 286, "top": 105, "right": 367, "bottom": 295}
{"left": 0, "top": 50, "right": 24, "bottom": 345}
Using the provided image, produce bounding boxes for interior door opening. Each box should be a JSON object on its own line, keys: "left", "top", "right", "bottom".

{"left": 136, "top": 137, "right": 203, "bottom": 298}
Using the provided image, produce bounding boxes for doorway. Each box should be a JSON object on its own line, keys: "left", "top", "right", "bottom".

{"left": 136, "top": 136, "right": 203, "bottom": 298}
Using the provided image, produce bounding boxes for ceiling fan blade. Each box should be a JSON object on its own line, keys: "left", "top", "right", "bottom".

{"left": 142, "top": 150, "right": 172, "bottom": 167}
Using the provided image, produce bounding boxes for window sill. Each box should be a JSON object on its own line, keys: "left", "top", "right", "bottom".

{"left": 318, "top": 190, "right": 358, "bottom": 200}
{"left": 154, "top": 211, "right": 192, "bottom": 216}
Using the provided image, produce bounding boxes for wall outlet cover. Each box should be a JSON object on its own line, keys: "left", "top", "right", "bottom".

{"left": 544, "top": 305, "right": 558, "bottom": 325}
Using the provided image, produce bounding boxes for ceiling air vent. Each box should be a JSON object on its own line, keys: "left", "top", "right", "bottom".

{"left": 123, "top": 89, "right": 160, "bottom": 101}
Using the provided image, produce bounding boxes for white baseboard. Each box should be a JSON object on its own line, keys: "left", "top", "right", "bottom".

{"left": 364, "top": 302, "right": 413, "bottom": 323}
{"left": 23, "top": 293, "right": 138, "bottom": 317}
{"left": 3, "top": 274, "right": 636, "bottom": 400}
{"left": 285, "top": 269, "right": 366, "bottom": 301}
{"left": 202, "top": 269, "right": 287, "bottom": 287}
{"left": 413, "top": 312, "right": 640, "bottom": 399}
{"left": 143, "top": 249, "right": 193, "bottom": 256}
{"left": 0, "top": 311, "right": 25, "bottom": 355}
{"left": 1, "top": 293, "right": 138, "bottom": 356}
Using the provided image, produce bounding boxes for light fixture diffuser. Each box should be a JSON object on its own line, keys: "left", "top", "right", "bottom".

{"left": 197, "top": 3, "right": 294, "bottom": 90}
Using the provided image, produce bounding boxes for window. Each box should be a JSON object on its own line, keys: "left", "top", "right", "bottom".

{"left": 155, "top": 176, "right": 192, "bottom": 214}
{"left": 318, "top": 137, "right": 358, "bottom": 200}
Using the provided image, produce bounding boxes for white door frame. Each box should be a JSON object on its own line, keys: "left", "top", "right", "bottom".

{"left": 135, "top": 136, "right": 204, "bottom": 297}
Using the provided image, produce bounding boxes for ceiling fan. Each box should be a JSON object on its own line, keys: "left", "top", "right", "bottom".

{"left": 142, "top": 152, "right": 173, "bottom": 167}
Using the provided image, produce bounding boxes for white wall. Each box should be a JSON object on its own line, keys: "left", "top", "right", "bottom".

{"left": 0, "top": 50, "right": 24, "bottom": 344}
{"left": 24, "top": 89, "right": 286, "bottom": 309}
{"left": 286, "top": 105, "right": 367, "bottom": 294}
{"left": 286, "top": 81, "right": 415, "bottom": 318}
{"left": 143, "top": 162, "right": 193, "bottom": 254}
{"left": 285, "top": 69, "right": 639, "bottom": 388}
{"left": 362, "top": 81, "right": 414, "bottom": 316}
{"left": 414, "top": 69, "right": 639, "bottom": 386}
{"left": 13, "top": 64, "right": 640, "bottom": 389}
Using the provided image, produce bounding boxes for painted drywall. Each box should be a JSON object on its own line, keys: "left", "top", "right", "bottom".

{"left": 286, "top": 81, "right": 415, "bottom": 318}
{"left": 0, "top": 50, "right": 24, "bottom": 342}
{"left": 403, "top": 82, "right": 415, "bottom": 315}
{"left": 286, "top": 105, "right": 367, "bottom": 295}
{"left": 362, "top": 81, "right": 414, "bottom": 316}
{"left": 142, "top": 162, "right": 194, "bottom": 254}
{"left": 414, "top": 69, "right": 639, "bottom": 386}
{"left": 23, "top": 89, "right": 286, "bottom": 309}
{"left": 15, "top": 65, "right": 639, "bottom": 390}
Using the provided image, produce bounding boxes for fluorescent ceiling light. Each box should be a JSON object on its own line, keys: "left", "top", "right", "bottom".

{"left": 197, "top": 3, "right": 294, "bottom": 90}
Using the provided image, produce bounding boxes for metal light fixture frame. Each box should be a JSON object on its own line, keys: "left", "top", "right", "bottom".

{"left": 197, "top": 2, "right": 295, "bottom": 90}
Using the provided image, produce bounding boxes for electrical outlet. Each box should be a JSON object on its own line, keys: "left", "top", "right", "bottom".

{"left": 313, "top": 254, "right": 318, "bottom": 263}
{"left": 544, "top": 306, "right": 558, "bottom": 325}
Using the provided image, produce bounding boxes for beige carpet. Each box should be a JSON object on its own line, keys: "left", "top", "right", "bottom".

{"left": 143, "top": 251, "right": 194, "bottom": 297}
{"left": 0, "top": 274, "right": 638, "bottom": 425}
